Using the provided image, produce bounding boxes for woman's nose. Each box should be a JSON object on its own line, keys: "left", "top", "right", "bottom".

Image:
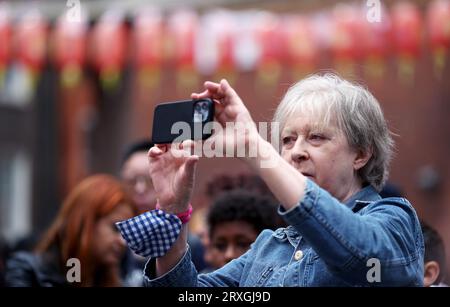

{"left": 291, "top": 139, "right": 309, "bottom": 162}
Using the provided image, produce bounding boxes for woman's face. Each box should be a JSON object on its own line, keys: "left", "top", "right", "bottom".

{"left": 280, "top": 113, "right": 365, "bottom": 202}
{"left": 91, "top": 204, "right": 134, "bottom": 267}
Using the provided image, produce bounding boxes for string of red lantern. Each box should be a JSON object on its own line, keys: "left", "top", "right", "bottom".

{"left": 91, "top": 10, "right": 128, "bottom": 91}
{"left": 427, "top": 0, "right": 450, "bottom": 79}
{"left": 0, "top": 2, "right": 447, "bottom": 86}
{"left": 0, "top": 6, "right": 12, "bottom": 87}
{"left": 52, "top": 12, "right": 88, "bottom": 87}
{"left": 133, "top": 7, "right": 164, "bottom": 90}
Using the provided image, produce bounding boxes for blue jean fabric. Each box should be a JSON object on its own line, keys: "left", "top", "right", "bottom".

{"left": 144, "top": 179, "right": 424, "bottom": 287}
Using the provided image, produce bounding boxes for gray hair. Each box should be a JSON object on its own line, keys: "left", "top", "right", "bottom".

{"left": 273, "top": 73, "right": 394, "bottom": 191}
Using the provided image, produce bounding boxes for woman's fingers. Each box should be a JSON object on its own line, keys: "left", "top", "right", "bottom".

{"left": 156, "top": 143, "right": 167, "bottom": 150}
{"left": 168, "top": 140, "right": 192, "bottom": 156}
{"left": 181, "top": 155, "right": 199, "bottom": 183}
{"left": 191, "top": 81, "right": 219, "bottom": 99}
{"left": 148, "top": 145, "right": 165, "bottom": 158}
{"left": 186, "top": 155, "right": 199, "bottom": 167}
{"left": 214, "top": 100, "right": 226, "bottom": 124}
{"left": 219, "top": 79, "right": 242, "bottom": 106}
{"left": 204, "top": 81, "right": 221, "bottom": 91}
{"left": 192, "top": 80, "right": 240, "bottom": 106}
{"left": 180, "top": 139, "right": 195, "bottom": 150}
{"left": 191, "top": 90, "right": 210, "bottom": 100}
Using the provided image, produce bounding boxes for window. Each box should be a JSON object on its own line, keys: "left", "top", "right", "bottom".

{"left": 0, "top": 149, "right": 32, "bottom": 242}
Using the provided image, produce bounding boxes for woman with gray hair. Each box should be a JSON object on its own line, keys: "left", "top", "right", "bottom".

{"left": 118, "top": 73, "right": 424, "bottom": 286}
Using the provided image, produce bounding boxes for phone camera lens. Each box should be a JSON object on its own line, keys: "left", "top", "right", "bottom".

{"left": 194, "top": 101, "right": 209, "bottom": 123}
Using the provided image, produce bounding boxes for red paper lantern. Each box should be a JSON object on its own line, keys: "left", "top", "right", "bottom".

{"left": 359, "top": 4, "right": 392, "bottom": 80}
{"left": 391, "top": 2, "right": 422, "bottom": 58}
{"left": 0, "top": 8, "right": 12, "bottom": 69}
{"left": 283, "top": 15, "right": 319, "bottom": 68}
{"left": 167, "top": 10, "right": 198, "bottom": 68}
{"left": 360, "top": 5, "right": 392, "bottom": 59}
{"left": 53, "top": 14, "right": 87, "bottom": 71}
{"left": 254, "top": 12, "right": 285, "bottom": 66}
{"left": 195, "top": 11, "right": 236, "bottom": 75}
{"left": 427, "top": 0, "right": 450, "bottom": 51}
{"left": 167, "top": 10, "right": 199, "bottom": 92}
{"left": 15, "top": 10, "right": 48, "bottom": 73}
{"left": 215, "top": 13, "right": 235, "bottom": 71}
{"left": 427, "top": 0, "right": 450, "bottom": 78}
{"left": 91, "top": 11, "right": 127, "bottom": 75}
{"left": 253, "top": 12, "right": 285, "bottom": 91}
{"left": 133, "top": 8, "right": 164, "bottom": 69}
{"left": 330, "top": 5, "right": 364, "bottom": 61}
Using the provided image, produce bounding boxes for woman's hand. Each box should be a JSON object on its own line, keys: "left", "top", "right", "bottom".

{"left": 191, "top": 79, "right": 260, "bottom": 158}
{"left": 148, "top": 141, "right": 199, "bottom": 214}
{"left": 192, "top": 79, "right": 307, "bottom": 209}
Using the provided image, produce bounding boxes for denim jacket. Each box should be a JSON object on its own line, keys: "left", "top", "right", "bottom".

{"left": 144, "top": 179, "right": 424, "bottom": 287}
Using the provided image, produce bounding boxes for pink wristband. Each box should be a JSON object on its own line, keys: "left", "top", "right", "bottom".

{"left": 155, "top": 203, "right": 193, "bottom": 224}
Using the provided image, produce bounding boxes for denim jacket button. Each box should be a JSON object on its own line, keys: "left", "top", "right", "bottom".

{"left": 294, "top": 250, "right": 304, "bottom": 261}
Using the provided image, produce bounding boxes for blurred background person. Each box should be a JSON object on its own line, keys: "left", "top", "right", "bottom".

{"left": 121, "top": 140, "right": 207, "bottom": 272}
{"left": 379, "top": 182, "right": 404, "bottom": 199}
{"left": 4, "top": 175, "right": 137, "bottom": 287}
{"left": 197, "top": 172, "right": 286, "bottom": 271}
{"left": 121, "top": 140, "right": 158, "bottom": 214}
{"left": 0, "top": 237, "right": 10, "bottom": 287}
{"left": 204, "top": 189, "right": 286, "bottom": 271}
{"left": 205, "top": 173, "right": 276, "bottom": 202}
{"left": 421, "top": 222, "right": 447, "bottom": 287}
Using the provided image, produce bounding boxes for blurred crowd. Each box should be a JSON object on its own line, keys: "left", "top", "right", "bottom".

{"left": 0, "top": 140, "right": 446, "bottom": 287}
{"left": 0, "top": 0, "right": 449, "bottom": 289}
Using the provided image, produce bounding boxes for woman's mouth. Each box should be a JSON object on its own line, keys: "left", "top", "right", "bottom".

{"left": 301, "top": 172, "right": 313, "bottom": 178}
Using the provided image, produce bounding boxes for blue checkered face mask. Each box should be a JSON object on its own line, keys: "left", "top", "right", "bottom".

{"left": 115, "top": 209, "right": 182, "bottom": 258}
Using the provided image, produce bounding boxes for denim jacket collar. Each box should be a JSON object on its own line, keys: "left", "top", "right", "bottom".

{"left": 273, "top": 226, "right": 301, "bottom": 247}
{"left": 273, "top": 185, "right": 381, "bottom": 247}
{"left": 344, "top": 184, "right": 381, "bottom": 212}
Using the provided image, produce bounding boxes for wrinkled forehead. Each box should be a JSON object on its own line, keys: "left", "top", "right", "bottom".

{"left": 280, "top": 94, "right": 341, "bottom": 133}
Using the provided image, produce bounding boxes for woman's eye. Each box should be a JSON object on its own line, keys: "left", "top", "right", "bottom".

{"left": 282, "top": 136, "right": 294, "bottom": 145}
{"left": 309, "top": 134, "right": 326, "bottom": 141}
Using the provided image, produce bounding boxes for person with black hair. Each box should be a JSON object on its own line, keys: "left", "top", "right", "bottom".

{"left": 205, "top": 190, "right": 285, "bottom": 270}
{"left": 421, "top": 222, "right": 447, "bottom": 287}
{"left": 205, "top": 173, "right": 276, "bottom": 202}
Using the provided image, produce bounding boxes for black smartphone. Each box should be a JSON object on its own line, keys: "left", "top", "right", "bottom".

{"left": 151, "top": 98, "right": 215, "bottom": 144}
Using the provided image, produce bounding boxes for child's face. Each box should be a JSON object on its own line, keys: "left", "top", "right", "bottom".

{"left": 207, "top": 221, "right": 259, "bottom": 269}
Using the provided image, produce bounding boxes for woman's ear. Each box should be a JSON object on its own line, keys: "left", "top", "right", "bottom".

{"left": 424, "top": 261, "right": 440, "bottom": 287}
{"left": 353, "top": 147, "right": 373, "bottom": 171}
